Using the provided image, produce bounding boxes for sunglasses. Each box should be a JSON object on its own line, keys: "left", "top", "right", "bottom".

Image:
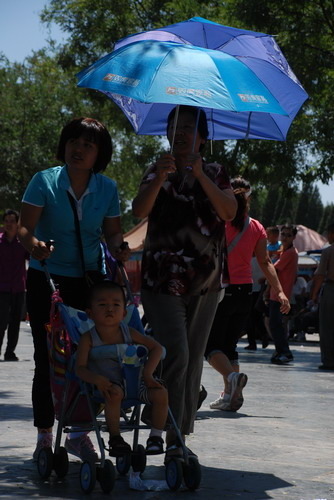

{"left": 281, "top": 232, "right": 293, "bottom": 237}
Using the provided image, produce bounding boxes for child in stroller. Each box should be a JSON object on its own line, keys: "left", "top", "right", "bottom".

{"left": 76, "top": 280, "right": 168, "bottom": 456}
{"left": 38, "top": 266, "right": 202, "bottom": 493}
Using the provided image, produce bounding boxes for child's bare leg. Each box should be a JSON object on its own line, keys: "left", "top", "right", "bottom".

{"left": 146, "top": 386, "right": 168, "bottom": 454}
{"left": 104, "top": 386, "right": 123, "bottom": 436}
{"left": 145, "top": 386, "right": 168, "bottom": 453}
{"left": 147, "top": 386, "right": 168, "bottom": 430}
{"left": 105, "top": 385, "right": 131, "bottom": 454}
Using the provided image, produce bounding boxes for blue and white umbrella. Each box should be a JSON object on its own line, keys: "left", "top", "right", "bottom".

{"left": 109, "top": 17, "right": 308, "bottom": 141}
{"left": 77, "top": 39, "right": 291, "bottom": 141}
{"left": 77, "top": 40, "right": 288, "bottom": 114}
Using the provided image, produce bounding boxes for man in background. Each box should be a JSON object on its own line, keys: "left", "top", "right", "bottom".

{"left": 268, "top": 224, "right": 298, "bottom": 365}
{"left": 311, "top": 222, "right": 334, "bottom": 370}
{"left": 0, "top": 209, "right": 29, "bottom": 361}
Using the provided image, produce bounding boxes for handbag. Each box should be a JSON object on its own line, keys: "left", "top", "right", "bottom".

{"left": 67, "top": 192, "right": 106, "bottom": 286}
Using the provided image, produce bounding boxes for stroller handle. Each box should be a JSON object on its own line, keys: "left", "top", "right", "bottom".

{"left": 40, "top": 240, "right": 55, "bottom": 263}
{"left": 41, "top": 240, "right": 56, "bottom": 293}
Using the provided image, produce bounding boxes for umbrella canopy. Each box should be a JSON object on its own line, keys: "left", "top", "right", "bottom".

{"left": 107, "top": 17, "right": 308, "bottom": 140}
{"left": 288, "top": 225, "right": 327, "bottom": 252}
{"left": 115, "top": 16, "right": 277, "bottom": 51}
{"left": 77, "top": 40, "right": 288, "bottom": 116}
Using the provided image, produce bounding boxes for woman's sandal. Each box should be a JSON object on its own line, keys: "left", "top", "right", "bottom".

{"left": 109, "top": 435, "right": 132, "bottom": 456}
{"left": 145, "top": 436, "right": 164, "bottom": 455}
{"left": 164, "top": 440, "right": 198, "bottom": 463}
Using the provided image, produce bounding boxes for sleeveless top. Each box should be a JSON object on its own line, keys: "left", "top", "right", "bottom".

{"left": 87, "top": 322, "right": 132, "bottom": 386}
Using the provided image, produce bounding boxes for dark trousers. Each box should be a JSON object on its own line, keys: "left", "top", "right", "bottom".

{"left": 269, "top": 300, "right": 292, "bottom": 356}
{"left": 0, "top": 291, "right": 25, "bottom": 355}
{"left": 26, "top": 268, "right": 89, "bottom": 429}
{"left": 205, "top": 284, "right": 253, "bottom": 361}
{"left": 319, "top": 283, "right": 334, "bottom": 366}
{"left": 141, "top": 289, "right": 220, "bottom": 435}
{"left": 245, "top": 291, "right": 269, "bottom": 346}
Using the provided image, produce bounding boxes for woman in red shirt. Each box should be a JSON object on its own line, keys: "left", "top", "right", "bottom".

{"left": 205, "top": 177, "right": 290, "bottom": 412}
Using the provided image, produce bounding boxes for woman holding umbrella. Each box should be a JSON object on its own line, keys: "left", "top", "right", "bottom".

{"left": 132, "top": 105, "right": 237, "bottom": 457}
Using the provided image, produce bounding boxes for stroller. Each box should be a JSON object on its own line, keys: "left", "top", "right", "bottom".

{"left": 36, "top": 256, "right": 201, "bottom": 494}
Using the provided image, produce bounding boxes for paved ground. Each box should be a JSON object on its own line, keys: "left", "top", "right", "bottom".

{"left": 0, "top": 323, "right": 334, "bottom": 499}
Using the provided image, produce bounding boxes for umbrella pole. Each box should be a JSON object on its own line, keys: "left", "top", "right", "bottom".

{"left": 191, "top": 108, "right": 201, "bottom": 152}
{"left": 169, "top": 105, "right": 180, "bottom": 154}
{"left": 185, "top": 108, "right": 201, "bottom": 171}
{"left": 245, "top": 112, "right": 252, "bottom": 139}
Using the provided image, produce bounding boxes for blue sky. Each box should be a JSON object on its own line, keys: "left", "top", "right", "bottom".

{"left": 0, "top": 0, "right": 67, "bottom": 62}
{"left": 0, "top": 1, "right": 333, "bottom": 205}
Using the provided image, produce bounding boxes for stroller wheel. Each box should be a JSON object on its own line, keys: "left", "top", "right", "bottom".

{"left": 131, "top": 444, "right": 146, "bottom": 473}
{"left": 53, "top": 446, "right": 69, "bottom": 478}
{"left": 183, "top": 456, "right": 201, "bottom": 490}
{"left": 37, "top": 447, "right": 54, "bottom": 480}
{"left": 98, "top": 459, "right": 115, "bottom": 493}
{"left": 165, "top": 458, "right": 183, "bottom": 491}
{"left": 116, "top": 453, "right": 131, "bottom": 475}
{"left": 80, "top": 461, "right": 96, "bottom": 494}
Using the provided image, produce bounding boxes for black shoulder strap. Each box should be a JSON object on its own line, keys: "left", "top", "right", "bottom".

{"left": 67, "top": 191, "right": 86, "bottom": 275}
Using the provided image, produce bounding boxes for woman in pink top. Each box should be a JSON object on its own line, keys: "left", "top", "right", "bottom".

{"left": 204, "top": 177, "right": 290, "bottom": 412}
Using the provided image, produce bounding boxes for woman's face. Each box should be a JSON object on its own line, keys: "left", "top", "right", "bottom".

{"left": 65, "top": 135, "right": 99, "bottom": 173}
{"left": 167, "top": 111, "right": 206, "bottom": 154}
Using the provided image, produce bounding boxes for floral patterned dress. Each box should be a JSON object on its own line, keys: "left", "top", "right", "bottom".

{"left": 140, "top": 162, "right": 231, "bottom": 296}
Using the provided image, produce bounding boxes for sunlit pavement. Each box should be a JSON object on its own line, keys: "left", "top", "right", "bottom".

{"left": 0, "top": 323, "right": 333, "bottom": 499}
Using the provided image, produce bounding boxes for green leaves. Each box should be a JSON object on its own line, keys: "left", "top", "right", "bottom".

{"left": 1, "top": 0, "right": 333, "bottom": 230}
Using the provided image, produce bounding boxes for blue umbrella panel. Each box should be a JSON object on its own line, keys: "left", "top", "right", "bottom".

{"left": 77, "top": 40, "right": 288, "bottom": 116}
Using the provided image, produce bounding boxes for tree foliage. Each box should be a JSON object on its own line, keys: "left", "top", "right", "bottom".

{"left": 0, "top": 51, "right": 83, "bottom": 209}
{"left": 41, "top": 0, "right": 334, "bottom": 185}
{"left": 1, "top": 0, "right": 333, "bottom": 233}
{"left": 0, "top": 50, "right": 163, "bottom": 228}
{"left": 224, "top": 0, "right": 334, "bottom": 183}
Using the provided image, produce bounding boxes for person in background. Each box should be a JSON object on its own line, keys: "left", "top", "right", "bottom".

{"left": 267, "top": 224, "right": 298, "bottom": 365}
{"left": 289, "top": 274, "right": 308, "bottom": 341}
{"left": 18, "top": 117, "right": 129, "bottom": 461}
{"left": 266, "top": 226, "right": 282, "bottom": 263}
{"left": 205, "top": 177, "right": 290, "bottom": 412}
{"left": 132, "top": 105, "right": 237, "bottom": 458}
{"left": 311, "top": 222, "right": 334, "bottom": 370}
{"left": 0, "top": 209, "right": 30, "bottom": 361}
{"left": 243, "top": 256, "right": 270, "bottom": 351}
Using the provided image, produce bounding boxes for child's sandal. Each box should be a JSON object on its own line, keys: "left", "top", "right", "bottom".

{"left": 146, "top": 436, "right": 164, "bottom": 455}
{"left": 109, "top": 435, "right": 131, "bottom": 456}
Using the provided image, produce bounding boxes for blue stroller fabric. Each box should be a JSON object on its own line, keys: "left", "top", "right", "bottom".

{"left": 102, "top": 241, "right": 145, "bottom": 335}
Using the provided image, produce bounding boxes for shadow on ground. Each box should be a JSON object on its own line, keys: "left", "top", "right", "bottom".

{"left": 0, "top": 455, "right": 292, "bottom": 499}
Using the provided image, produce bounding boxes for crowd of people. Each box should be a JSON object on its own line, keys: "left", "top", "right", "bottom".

{"left": 1, "top": 107, "right": 333, "bottom": 467}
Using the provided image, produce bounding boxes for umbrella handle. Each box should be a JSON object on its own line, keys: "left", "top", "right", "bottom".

{"left": 170, "top": 106, "right": 201, "bottom": 171}
{"left": 191, "top": 107, "right": 201, "bottom": 151}
{"left": 186, "top": 107, "right": 201, "bottom": 170}
{"left": 169, "top": 105, "right": 179, "bottom": 154}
